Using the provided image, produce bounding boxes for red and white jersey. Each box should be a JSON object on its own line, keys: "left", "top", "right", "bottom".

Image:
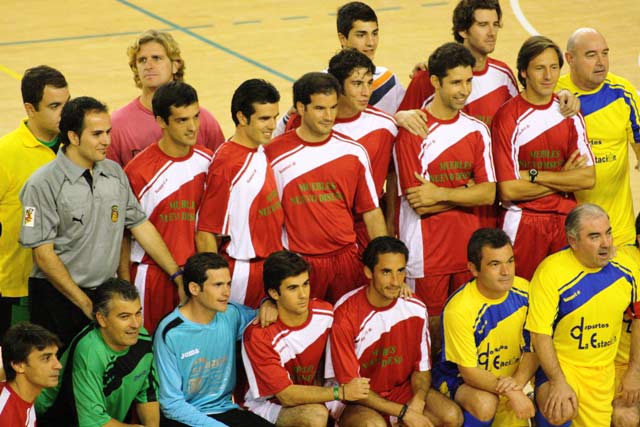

{"left": 492, "top": 94, "right": 593, "bottom": 214}
{"left": 198, "top": 142, "right": 284, "bottom": 260}
{"left": 326, "top": 287, "right": 430, "bottom": 397}
{"left": 107, "top": 98, "right": 225, "bottom": 167}
{"left": 399, "top": 57, "right": 518, "bottom": 127}
{"left": 394, "top": 110, "right": 495, "bottom": 278}
{"left": 0, "top": 383, "right": 36, "bottom": 427}
{"left": 333, "top": 107, "right": 398, "bottom": 197}
{"left": 124, "top": 143, "right": 212, "bottom": 266}
{"left": 265, "top": 130, "right": 379, "bottom": 255}
{"left": 242, "top": 299, "right": 333, "bottom": 401}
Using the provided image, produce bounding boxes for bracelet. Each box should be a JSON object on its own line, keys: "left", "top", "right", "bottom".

{"left": 333, "top": 386, "right": 340, "bottom": 401}
{"left": 398, "top": 404, "right": 409, "bottom": 421}
{"left": 169, "top": 269, "right": 184, "bottom": 281}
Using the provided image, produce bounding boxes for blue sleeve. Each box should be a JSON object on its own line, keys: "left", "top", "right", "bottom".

{"left": 153, "top": 331, "right": 228, "bottom": 427}
{"left": 229, "top": 303, "right": 257, "bottom": 340}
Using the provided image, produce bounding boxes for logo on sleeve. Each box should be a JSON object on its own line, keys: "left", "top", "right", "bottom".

{"left": 23, "top": 207, "right": 36, "bottom": 227}
{"left": 111, "top": 205, "right": 119, "bottom": 223}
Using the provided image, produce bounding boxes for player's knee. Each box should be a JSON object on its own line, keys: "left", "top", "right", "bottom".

{"left": 301, "top": 404, "right": 329, "bottom": 427}
{"left": 612, "top": 405, "right": 640, "bottom": 427}
{"left": 358, "top": 415, "right": 387, "bottom": 427}
{"left": 466, "top": 392, "right": 498, "bottom": 421}
{"left": 440, "top": 400, "right": 464, "bottom": 427}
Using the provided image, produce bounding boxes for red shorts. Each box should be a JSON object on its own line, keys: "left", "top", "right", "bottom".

{"left": 224, "top": 255, "right": 266, "bottom": 309}
{"left": 354, "top": 218, "right": 369, "bottom": 259}
{"left": 303, "top": 244, "right": 366, "bottom": 304}
{"left": 131, "top": 263, "right": 178, "bottom": 335}
{"left": 501, "top": 210, "right": 567, "bottom": 280}
{"left": 413, "top": 271, "right": 472, "bottom": 317}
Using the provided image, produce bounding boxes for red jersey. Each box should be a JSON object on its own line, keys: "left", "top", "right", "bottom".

{"left": 124, "top": 143, "right": 212, "bottom": 265}
{"left": 198, "top": 142, "right": 284, "bottom": 260}
{"left": 265, "top": 130, "right": 379, "bottom": 255}
{"left": 107, "top": 98, "right": 224, "bottom": 167}
{"left": 492, "top": 94, "right": 593, "bottom": 214}
{"left": 326, "top": 287, "right": 430, "bottom": 400}
{"left": 0, "top": 383, "right": 36, "bottom": 427}
{"left": 242, "top": 299, "right": 333, "bottom": 401}
{"left": 394, "top": 110, "right": 495, "bottom": 278}
{"left": 399, "top": 57, "right": 518, "bottom": 127}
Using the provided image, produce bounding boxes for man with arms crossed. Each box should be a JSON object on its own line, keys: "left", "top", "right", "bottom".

{"left": 492, "top": 36, "right": 595, "bottom": 280}
{"left": 196, "top": 79, "right": 284, "bottom": 308}
{"left": 394, "top": 42, "right": 495, "bottom": 357}
{"left": 265, "top": 72, "right": 387, "bottom": 304}
{"left": 19, "top": 96, "right": 183, "bottom": 348}
{"left": 242, "top": 250, "right": 370, "bottom": 426}
{"left": 107, "top": 29, "right": 224, "bottom": 166}
{"left": 153, "top": 252, "right": 276, "bottom": 427}
{"left": 434, "top": 228, "right": 536, "bottom": 427}
{"left": 124, "top": 81, "right": 212, "bottom": 333}
{"left": 0, "top": 323, "right": 61, "bottom": 427}
{"left": 526, "top": 204, "right": 640, "bottom": 427}
{"left": 0, "top": 66, "right": 69, "bottom": 339}
{"left": 327, "top": 236, "right": 463, "bottom": 427}
{"left": 36, "top": 279, "right": 159, "bottom": 427}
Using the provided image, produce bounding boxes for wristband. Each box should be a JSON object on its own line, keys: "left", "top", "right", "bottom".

{"left": 398, "top": 404, "right": 409, "bottom": 421}
{"left": 170, "top": 269, "right": 184, "bottom": 281}
{"left": 333, "top": 386, "right": 340, "bottom": 400}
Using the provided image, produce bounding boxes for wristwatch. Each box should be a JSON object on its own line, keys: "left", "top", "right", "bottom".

{"left": 529, "top": 168, "right": 538, "bottom": 183}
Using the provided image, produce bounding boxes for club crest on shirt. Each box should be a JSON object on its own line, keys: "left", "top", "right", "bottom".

{"left": 23, "top": 206, "right": 36, "bottom": 227}
{"left": 111, "top": 205, "right": 119, "bottom": 223}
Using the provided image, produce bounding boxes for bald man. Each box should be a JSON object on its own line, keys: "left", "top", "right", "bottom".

{"left": 557, "top": 28, "right": 640, "bottom": 254}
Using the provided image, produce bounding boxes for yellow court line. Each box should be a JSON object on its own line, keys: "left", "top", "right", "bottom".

{"left": 0, "top": 64, "right": 22, "bottom": 80}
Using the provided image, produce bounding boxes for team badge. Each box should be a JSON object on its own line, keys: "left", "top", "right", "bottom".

{"left": 23, "top": 206, "right": 36, "bottom": 227}
{"left": 111, "top": 205, "right": 119, "bottom": 223}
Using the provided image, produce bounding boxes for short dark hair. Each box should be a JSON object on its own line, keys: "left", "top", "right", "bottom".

{"left": 293, "top": 72, "right": 341, "bottom": 108}
{"left": 183, "top": 252, "right": 229, "bottom": 298}
{"left": 59, "top": 96, "right": 108, "bottom": 145}
{"left": 362, "top": 236, "right": 409, "bottom": 271}
{"left": 328, "top": 48, "right": 376, "bottom": 92}
{"left": 21, "top": 65, "right": 67, "bottom": 110}
{"left": 467, "top": 228, "right": 512, "bottom": 270}
{"left": 337, "top": 2, "right": 378, "bottom": 37}
{"left": 2, "top": 323, "right": 61, "bottom": 381}
{"left": 92, "top": 278, "right": 140, "bottom": 320}
{"left": 263, "top": 250, "right": 310, "bottom": 295}
{"left": 231, "top": 79, "right": 280, "bottom": 126}
{"left": 428, "top": 42, "right": 476, "bottom": 83}
{"left": 152, "top": 81, "right": 198, "bottom": 124}
{"left": 452, "top": 0, "right": 502, "bottom": 43}
{"left": 517, "top": 35, "right": 563, "bottom": 88}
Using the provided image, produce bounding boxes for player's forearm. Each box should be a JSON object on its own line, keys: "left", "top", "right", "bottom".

{"left": 100, "top": 418, "right": 142, "bottom": 427}
{"left": 130, "top": 220, "right": 180, "bottom": 277}
{"left": 630, "top": 142, "right": 640, "bottom": 170}
{"left": 627, "top": 319, "right": 640, "bottom": 375}
{"left": 276, "top": 384, "right": 341, "bottom": 407}
{"left": 356, "top": 389, "right": 405, "bottom": 418}
{"left": 414, "top": 203, "right": 454, "bottom": 215}
{"left": 535, "top": 166, "right": 595, "bottom": 192}
{"left": 497, "top": 180, "right": 555, "bottom": 203}
{"left": 117, "top": 233, "right": 132, "bottom": 282}
{"left": 33, "top": 244, "right": 92, "bottom": 312}
{"left": 438, "top": 182, "right": 495, "bottom": 207}
{"left": 135, "top": 401, "right": 160, "bottom": 427}
{"left": 530, "top": 332, "right": 565, "bottom": 382}
{"left": 512, "top": 352, "right": 539, "bottom": 387}
{"left": 195, "top": 230, "right": 219, "bottom": 253}
{"left": 458, "top": 365, "right": 501, "bottom": 394}
{"left": 410, "top": 370, "right": 431, "bottom": 401}
{"left": 362, "top": 208, "right": 388, "bottom": 239}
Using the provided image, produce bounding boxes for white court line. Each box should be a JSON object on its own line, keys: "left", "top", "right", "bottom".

{"left": 510, "top": 0, "right": 539, "bottom": 36}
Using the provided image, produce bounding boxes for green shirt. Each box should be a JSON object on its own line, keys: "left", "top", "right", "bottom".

{"left": 36, "top": 324, "right": 158, "bottom": 427}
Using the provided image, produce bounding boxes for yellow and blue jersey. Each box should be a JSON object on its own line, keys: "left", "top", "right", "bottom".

{"left": 437, "top": 277, "right": 530, "bottom": 380}
{"left": 557, "top": 73, "right": 640, "bottom": 246}
{"left": 526, "top": 248, "right": 638, "bottom": 367}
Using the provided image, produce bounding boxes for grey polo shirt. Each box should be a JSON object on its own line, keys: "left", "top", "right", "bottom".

{"left": 19, "top": 149, "right": 146, "bottom": 288}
